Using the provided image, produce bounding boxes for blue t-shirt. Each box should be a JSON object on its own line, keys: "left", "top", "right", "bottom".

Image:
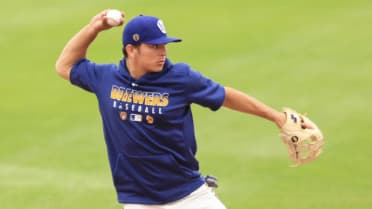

{"left": 70, "top": 58, "right": 225, "bottom": 204}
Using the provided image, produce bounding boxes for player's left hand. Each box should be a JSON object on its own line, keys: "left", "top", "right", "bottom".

{"left": 279, "top": 108, "right": 324, "bottom": 166}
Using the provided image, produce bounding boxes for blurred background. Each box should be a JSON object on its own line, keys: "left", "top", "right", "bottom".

{"left": 1, "top": 0, "right": 371, "bottom": 208}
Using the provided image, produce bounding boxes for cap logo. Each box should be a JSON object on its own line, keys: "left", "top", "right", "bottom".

{"left": 157, "top": 20, "right": 167, "bottom": 34}
{"left": 132, "top": 33, "right": 140, "bottom": 42}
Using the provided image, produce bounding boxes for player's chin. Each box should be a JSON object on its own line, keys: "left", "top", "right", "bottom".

{"left": 152, "top": 63, "right": 165, "bottom": 72}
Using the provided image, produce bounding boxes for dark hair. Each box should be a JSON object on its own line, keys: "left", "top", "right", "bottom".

{"left": 122, "top": 44, "right": 141, "bottom": 57}
{"left": 122, "top": 46, "right": 127, "bottom": 57}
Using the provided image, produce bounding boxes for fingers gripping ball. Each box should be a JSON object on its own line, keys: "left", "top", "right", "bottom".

{"left": 106, "top": 9, "right": 123, "bottom": 26}
{"left": 280, "top": 108, "right": 324, "bottom": 166}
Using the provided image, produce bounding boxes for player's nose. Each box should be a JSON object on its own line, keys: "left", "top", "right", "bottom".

{"left": 158, "top": 44, "right": 167, "bottom": 56}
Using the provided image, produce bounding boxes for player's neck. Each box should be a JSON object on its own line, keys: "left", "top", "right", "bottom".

{"left": 126, "top": 58, "right": 147, "bottom": 80}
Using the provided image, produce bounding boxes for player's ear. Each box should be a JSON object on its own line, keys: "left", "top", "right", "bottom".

{"left": 122, "top": 45, "right": 135, "bottom": 57}
{"left": 125, "top": 44, "right": 140, "bottom": 58}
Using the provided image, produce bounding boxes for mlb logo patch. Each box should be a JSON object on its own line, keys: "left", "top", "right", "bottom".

{"left": 130, "top": 114, "right": 143, "bottom": 122}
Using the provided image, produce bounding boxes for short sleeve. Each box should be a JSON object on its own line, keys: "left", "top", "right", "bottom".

{"left": 70, "top": 59, "right": 101, "bottom": 93}
{"left": 186, "top": 68, "right": 225, "bottom": 111}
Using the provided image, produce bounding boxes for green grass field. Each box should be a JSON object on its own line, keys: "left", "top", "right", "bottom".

{"left": 1, "top": 0, "right": 372, "bottom": 208}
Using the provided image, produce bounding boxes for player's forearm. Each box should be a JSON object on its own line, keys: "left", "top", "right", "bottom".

{"left": 223, "top": 87, "right": 285, "bottom": 128}
{"left": 55, "top": 24, "right": 99, "bottom": 80}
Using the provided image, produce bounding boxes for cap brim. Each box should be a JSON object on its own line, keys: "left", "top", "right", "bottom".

{"left": 144, "top": 36, "right": 182, "bottom": 45}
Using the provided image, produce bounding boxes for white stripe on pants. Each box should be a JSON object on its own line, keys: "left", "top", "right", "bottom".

{"left": 123, "top": 184, "right": 227, "bottom": 209}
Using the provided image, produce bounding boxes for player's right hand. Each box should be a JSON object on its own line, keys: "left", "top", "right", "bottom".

{"left": 89, "top": 10, "right": 125, "bottom": 32}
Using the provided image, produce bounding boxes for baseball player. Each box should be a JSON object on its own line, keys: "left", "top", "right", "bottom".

{"left": 56, "top": 9, "right": 321, "bottom": 209}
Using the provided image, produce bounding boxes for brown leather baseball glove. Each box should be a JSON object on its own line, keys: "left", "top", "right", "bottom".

{"left": 280, "top": 108, "right": 324, "bottom": 166}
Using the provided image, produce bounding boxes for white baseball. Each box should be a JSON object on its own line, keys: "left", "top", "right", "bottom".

{"left": 106, "top": 9, "right": 123, "bottom": 26}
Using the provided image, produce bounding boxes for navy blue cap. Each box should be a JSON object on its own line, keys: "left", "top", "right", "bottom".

{"left": 123, "top": 15, "right": 182, "bottom": 46}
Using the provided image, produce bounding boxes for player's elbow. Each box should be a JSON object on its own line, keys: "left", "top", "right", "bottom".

{"left": 55, "top": 60, "right": 71, "bottom": 80}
